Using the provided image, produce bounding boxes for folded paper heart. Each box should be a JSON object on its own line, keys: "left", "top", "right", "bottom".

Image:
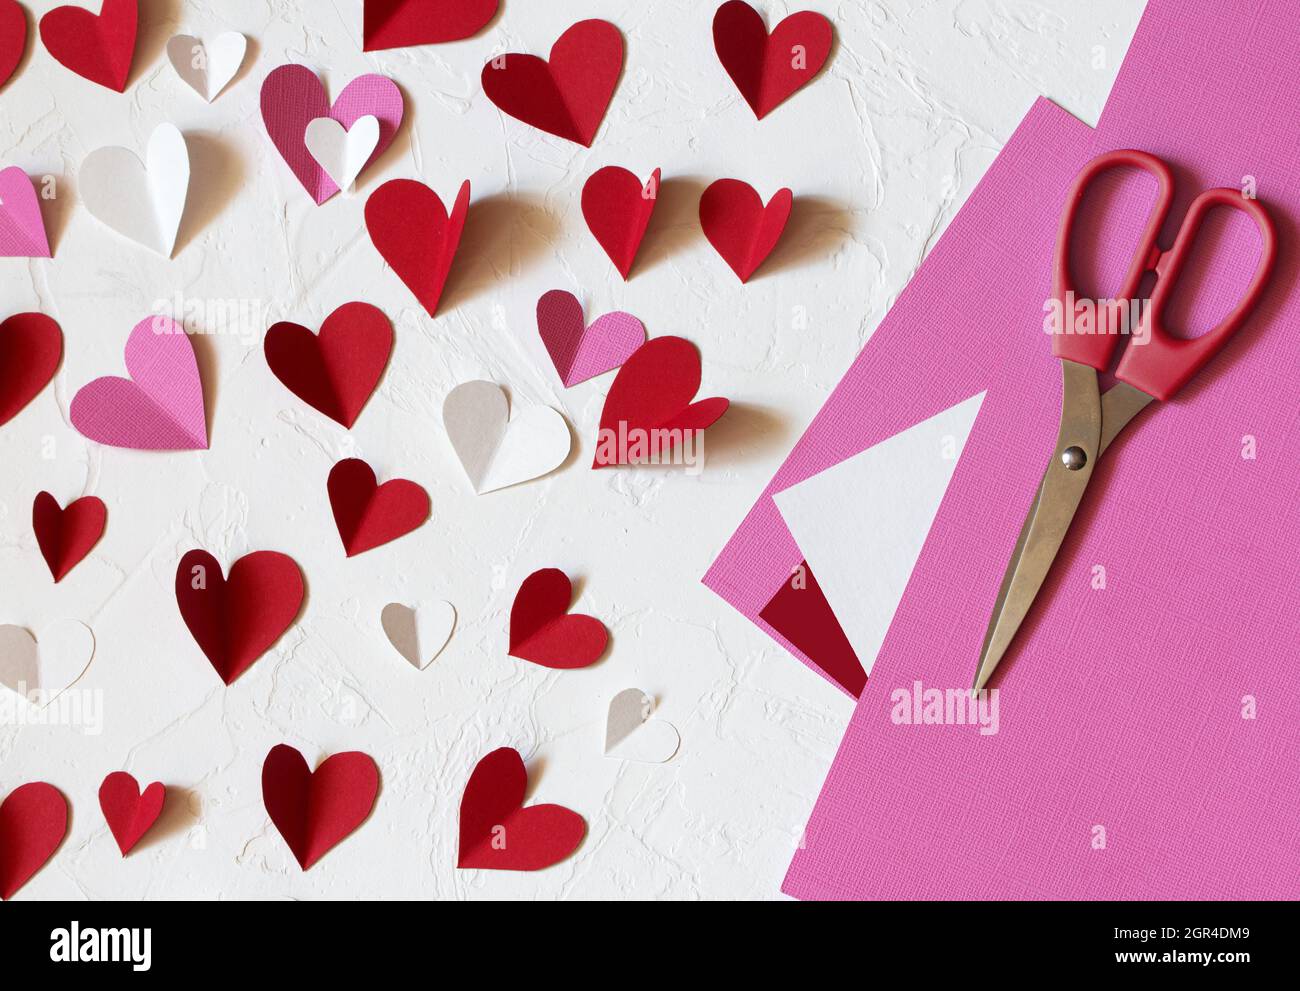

{"left": 699, "top": 178, "right": 792, "bottom": 282}
{"left": 328, "top": 458, "right": 429, "bottom": 556}
{"left": 363, "top": 0, "right": 498, "bottom": 51}
{"left": 712, "top": 1, "right": 834, "bottom": 119}
{"left": 0, "top": 620, "right": 95, "bottom": 707}
{"left": 537, "top": 290, "right": 645, "bottom": 388}
{"left": 0, "top": 167, "right": 51, "bottom": 258}
{"left": 262, "top": 744, "right": 379, "bottom": 870}
{"left": 261, "top": 65, "right": 403, "bottom": 205}
{"left": 0, "top": 782, "right": 67, "bottom": 900}
{"left": 0, "top": 312, "right": 61, "bottom": 428}
{"left": 458, "top": 747, "right": 585, "bottom": 871}
{"left": 304, "top": 115, "right": 380, "bottom": 193}
{"left": 33, "top": 491, "right": 106, "bottom": 582}
{"left": 604, "top": 688, "right": 680, "bottom": 763}
{"left": 581, "top": 166, "right": 660, "bottom": 279}
{"left": 480, "top": 19, "right": 624, "bottom": 146}
{"left": 593, "top": 337, "right": 730, "bottom": 467}
{"left": 174, "top": 549, "right": 305, "bottom": 685}
{"left": 443, "top": 381, "right": 571, "bottom": 494}
{"left": 509, "top": 568, "right": 608, "bottom": 669}
{"left": 380, "top": 601, "right": 455, "bottom": 670}
{"left": 365, "top": 178, "right": 469, "bottom": 318}
{"left": 39, "top": 0, "right": 137, "bottom": 93}
{"left": 98, "top": 772, "right": 165, "bottom": 856}
{"left": 70, "top": 316, "right": 208, "bottom": 450}
{"left": 165, "top": 32, "right": 247, "bottom": 102}
{"left": 0, "top": 0, "right": 26, "bottom": 91}
{"left": 80, "top": 122, "right": 190, "bottom": 257}
{"left": 264, "top": 301, "right": 393, "bottom": 428}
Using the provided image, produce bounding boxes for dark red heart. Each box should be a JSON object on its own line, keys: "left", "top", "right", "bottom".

{"left": 175, "top": 549, "right": 305, "bottom": 685}
{"left": 0, "top": 0, "right": 27, "bottom": 91}
{"left": 328, "top": 458, "right": 429, "bottom": 557}
{"left": 38, "top": 0, "right": 137, "bottom": 93}
{"left": 32, "top": 491, "right": 106, "bottom": 582}
{"left": 264, "top": 302, "right": 393, "bottom": 428}
{"left": 98, "top": 772, "right": 165, "bottom": 856}
{"left": 0, "top": 312, "right": 62, "bottom": 428}
{"left": 508, "top": 568, "right": 608, "bottom": 669}
{"left": 480, "top": 19, "right": 624, "bottom": 146}
{"left": 0, "top": 782, "right": 67, "bottom": 900}
{"left": 581, "top": 166, "right": 660, "bottom": 280}
{"left": 363, "top": 0, "right": 498, "bottom": 52}
{"left": 593, "top": 337, "right": 729, "bottom": 467}
{"left": 366, "top": 178, "right": 469, "bottom": 318}
{"left": 458, "top": 747, "right": 585, "bottom": 871}
{"left": 699, "top": 178, "right": 792, "bottom": 282}
{"left": 712, "top": 1, "right": 833, "bottom": 119}
{"left": 262, "top": 744, "right": 379, "bottom": 870}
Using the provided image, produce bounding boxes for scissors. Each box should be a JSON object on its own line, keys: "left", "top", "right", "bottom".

{"left": 972, "top": 149, "right": 1278, "bottom": 692}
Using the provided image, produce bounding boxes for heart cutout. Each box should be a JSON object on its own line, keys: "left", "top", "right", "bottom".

{"left": 604, "top": 688, "right": 681, "bottom": 763}
{"left": 33, "top": 491, "right": 106, "bottom": 582}
{"left": 80, "top": 122, "right": 190, "bottom": 257}
{"left": 480, "top": 19, "right": 624, "bottom": 147}
{"left": 380, "top": 601, "right": 455, "bottom": 670}
{"left": 508, "top": 568, "right": 608, "bottom": 669}
{"left": 304, "top": 115, "right": 380, "bottom": 193}
{"left": 363, "top": 0, "right": 498, "bottom": 52}
{"left": 0, "top": 620, "right": 95, "bottom": 707}
{"left": 457, "top": 748, "right": 585, "bottom": 871}
{"left": 98, "top": 772, "right": 165, "bottom": 856}
{"left": 0, "top": 783, "right": 67, "bottom": 900}
{"left": 581, "top": 166, "right": 660, "bottom": 279}
{"left": 70, "top": 316, "right": 208, "bottom": 450}
{"left": 365, "top": 178, "right": 469, "bottom": 318}
{"left": 174, "top": 549, "right": 305, "bottom": 685}
{"left": 39, "top": 0, "right": 137, "bottom": 93}
{"left": 328, "top": 458, "right": 429, "bottom": 557}
{"left": 0, "top": 0, "right": 26, "bottom": 91}
{"left": 0, "top": 167, "right": 51, "bottom": 258}
{"left": 262, "top": 744, "right": 379, "bottom": 870}
{"left": 0, "top": 312, "right": 61, "bottom": 428}
{"left": 165, "top": 32, "right": 247, "bottom": 102}
{"left": 699, "top": 178, "right": 792, "bottom": 282}
{"left": 442, "top": 381, "right": 571, "bottom": 494}
{"left": 712, "top": 1, "right": 834, "bottom": 119}
{"left": 536, "top": 290, "right": 646, "bottom": 388}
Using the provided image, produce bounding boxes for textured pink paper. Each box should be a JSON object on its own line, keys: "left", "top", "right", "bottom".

{"left": 0, "top": 167, "right": 50, "bottom": 258}
{"left": 536, "top": 290, "right": 646, "bottom": 387}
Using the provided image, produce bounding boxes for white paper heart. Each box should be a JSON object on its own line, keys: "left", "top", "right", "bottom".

{"left": 304, "top": 115, "right": 380, "bottom": 194}
{"left": 381, "top": 601, "right": 455, "bottom": 671}
{"left": 80, "top": 123, "right": 191, "bottom": 257}
{"left": 443, "top": 381, "right": 572, "bottom": 494}
{"left": 604, "top": 689, "right": 680, "bottom": 763}
{"left": 166, "top": 32, "right": 248, "bottom": 102}
{"left": 0, "top": 620, "right": 96, "bottom": 708}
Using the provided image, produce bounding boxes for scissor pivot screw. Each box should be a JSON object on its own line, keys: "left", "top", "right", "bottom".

{"left": 1061, "top": 446, "right": 1088, "bottom": 471}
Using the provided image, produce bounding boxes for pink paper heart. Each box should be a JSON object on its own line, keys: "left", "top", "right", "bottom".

{"left": 536, "top": 290, "right": 646, "bottom": 387}
{"left": 261, "top": 65, "right": 404, "bottom": 205}
{"left": 70, "top": 316, "right": 208, "bottom": 450}
{"left": 0, "top": 167, "right": 51, "bottom": 258}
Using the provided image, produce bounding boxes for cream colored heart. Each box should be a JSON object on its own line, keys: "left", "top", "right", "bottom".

{"left": 0, "top": 620, "right": 96, "bottom": 708}
{"left": 443, "top": 381, "right": 572, "bottom": 494}
{"left": 80, "top": 123, "right": 190, "bottom": 257}
{"left": 604, "top": 688, "right": 680, "bottom": 763}
{"left": 166, "top": 32, "right": 248, "bottom": 102}
{"left": 381, "top": 602, "right": 455, "bottom": 671}
{"left": 304, "top": 115, "right": 381, "bottom": 193}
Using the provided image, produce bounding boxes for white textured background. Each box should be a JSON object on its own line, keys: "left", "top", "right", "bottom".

{"left": 1, "top": 0, "right": 1142, "bottom": 899}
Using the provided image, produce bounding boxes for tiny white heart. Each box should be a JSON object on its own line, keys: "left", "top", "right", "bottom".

{"left": 381, "top": 601, "right": 455, "bottom": 671}
{"left": 0, "top": 620, "right": 95, "bottom": 708}
{"left": 604, "top": 688, "right": 680, "bottom": 763}
{"left": 443, "top": 381, "right": 572, "bottom": 494}
{"left": 166, "top": 33, "right": 248, "bottom": 102}
{"left": 80, "top": 123, "right": 190, "bottom": 257}
{"left": 304, "top": 116, "right": 381, "bottom": 194}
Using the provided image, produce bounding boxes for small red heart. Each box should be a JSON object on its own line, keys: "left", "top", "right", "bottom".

{"left": 480, "top": 19, "right": 624, "bottom": 147}
{"left": 699, "top": 178, "right": 792, "bottom": 282}
{"left": 98, "top": 772, "right": 165, "bottom": 856}
{"left": 0, "top": 312, "right": 62, "bottom": 428}
{"left": 0, "top": 0, "right": 27, "bottom": 91}
{"left": 508, "top": 568, "right": 608, "bottom": 669}
{"left": 0, "top": 782, "right": 67, "bottom": 900}
{"left": 328, "top": 458, "right": 429, "bottom": 557}
{"left": 175, "top": 549, "right": 305, "bottom": 685}
{"left": 32, "top": 491, "right": 106, "bottom": 582}
{"left": 262, "top": 744, "right": 379, "bottom": 871}
{"left": 38, "top": 0, "right": 137, "bottom": 93}
{"left": 458, "top": 747, "right": 585, "bottom": 871}
{"left": 581, "top": 166, "right": 661, "bottom": 280}
{"left": 712, "top": 1, "right": 833, "bottom": 119}
{"left": 363, "top": 0, "right": 498, "bottom": 52}
{"left": 366, "top": 178, "right": 470, "bottom": 318}
{"left": 593, "top": 337, "right": 729, "bottom": 468}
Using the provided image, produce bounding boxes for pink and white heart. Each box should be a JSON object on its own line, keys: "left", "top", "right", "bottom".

{"left": 0, "top": 167, "right": 51, "bottom": 258}
{"left": 536, "top": 290, "right": 646, "bottom": 388}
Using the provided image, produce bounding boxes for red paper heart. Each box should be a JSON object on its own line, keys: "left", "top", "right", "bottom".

{"left": 38, "top": 0, "right": 137, "bottom": 93}
{"left": 366, "top": 178, "right": 469, "bottom": 318}
{"left": 508, "top": 567, "right": 608, "bottom": 669}
{"left": 0, "top": 782, "right": 67, "bottom": 900}
{"left": 581, "top": 166, "right": 660, "bottom": 279}
{"left": 363, "top": 0, "right": 498, "bottom": 52}
{"left": 458, "top": 747, "right": 585, "bottom": 871}
{"left": 699, "top": 178, "right": 792, "bottom": 282}
{"left": 264, "top": 302, "right": 393, "bottom": 428}
{"left": 712, "top": 1, "right": 833, "bottom": 119}
{"left": 0, "top": 312, "right": 61, "bottom": 428}
{"left": 328, "top": 457, "right": 429, "bottom": 557}
{"left": 32, "top": 491, "right": 106, "bottom": 582}
{"left": 98, "top": 772, "right": 165, "bottom": 856}
{"left": 175, "top": 549, "right": 305, "bottom": 685}
{"left": 593, "top": 337, "right": 729, "bottom": 467}
{"left": 0, "top": 0, "right": 27, "bottom": 90}
{"left": 480, "top": 19, "right": 624, "bottom": 147}
{"left": 262, "top": 744, "right": 379, "bottom": 870}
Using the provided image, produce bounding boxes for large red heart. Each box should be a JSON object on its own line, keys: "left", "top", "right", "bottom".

{"left": 699, "top": 178, "right": 792, "bottom": 282}
{"left": 712, "top": 1, "right": 833, "bottom": 119}
{"left": 363, "top": 0, "right": 498, "bottom": 52}
{"left": 0, "top": 312, "right": 61, "bottom": 428}
{"left": 458, "top": 747, "right": 585, "bottom": 871}
{"left": 262, "top": 744, "right": 379, "bottom": 870}
{"left": 32, "top": 491, "right": 106, "bottom": 582}
{"left": 508, "top": 568, "right": 608, "bottom": 669}
{"left": 38, "top": 0, "right": 137, "bottom": 93}
{"left": 366, "top": 179, "right": 469, "bottom": 318}
{"left": 98, "top": 772, "right": 165, "bottom": 856}
{"left": 175, "top": 549, "right": 305, "bottom": 685}
{"left": 328, "top": 458, "right": 429, "bottom": 557}
{"left": 581, "top": 166, "right": 661, "bottom": 280}
{"left": 0, "top": 782, "right": 67, "bottom": 900}
{"left": 480, "top": 19, "right": 624, "bottom": 146}
{"left": 0, "top": 0, "right": 27, "bottom": 91}
{"left": 264, "top": 302, "right": 393, "bottom": 429}
{"left": 593, "top": 337, "right": 730, "bottom": 468}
